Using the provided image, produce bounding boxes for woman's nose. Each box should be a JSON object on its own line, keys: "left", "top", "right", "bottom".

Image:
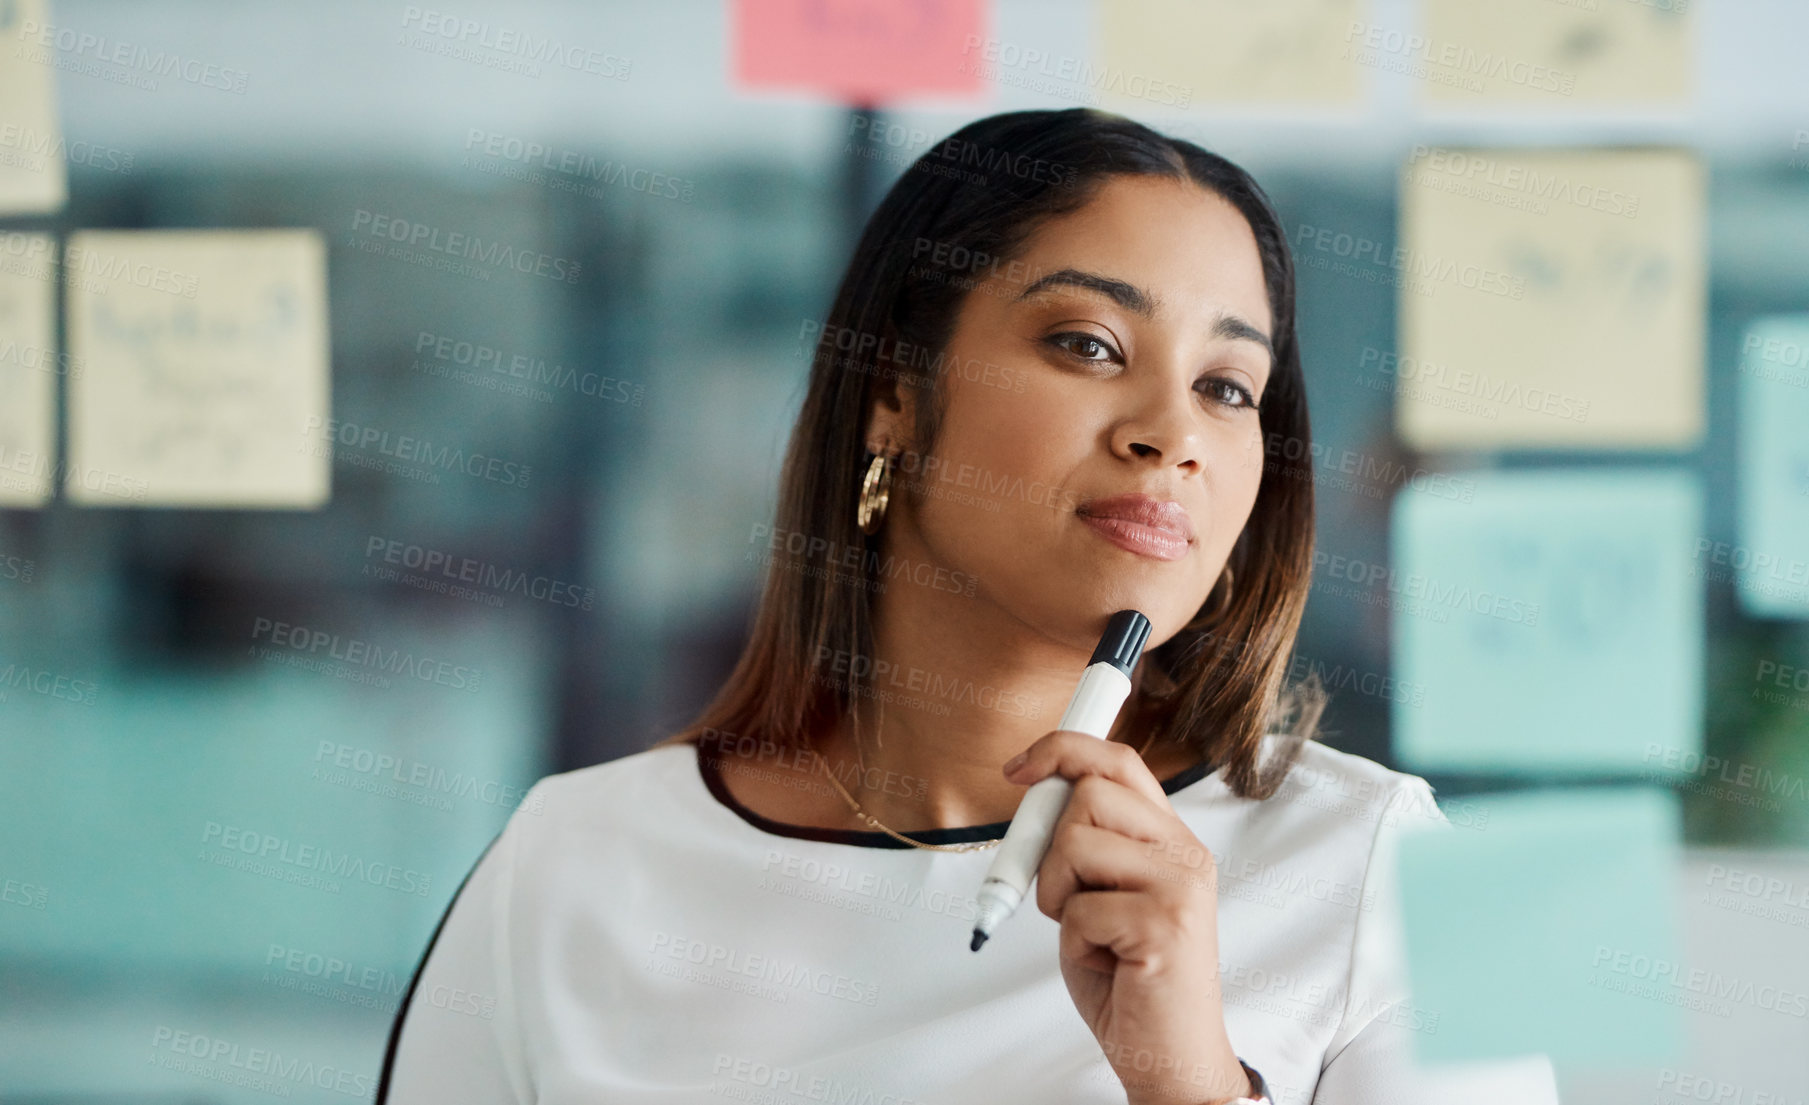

{"left": 1114, "top": 376, "right": 1204, "bottom": 471}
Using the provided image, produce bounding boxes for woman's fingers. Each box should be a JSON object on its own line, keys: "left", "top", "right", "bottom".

{"left": 1003, "top": 729, "right": 1172, "bottom": 810}
{"left": 1035, "top": 819, "right": 1189, "bottom": 923}
{"left": 1057, "top": 887, "right": 1202, "bottom": 975}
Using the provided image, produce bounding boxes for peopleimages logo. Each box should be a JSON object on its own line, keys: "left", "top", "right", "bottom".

{"left": 301, "top": 415, "right": 531, "bottom": 488}
{"left": 252, "top": 617, "right": 482, "bottom": 692}
{"left": 265, "top": 944, "right": 404, "bottom": 999}
{"left": 313, "top": 740, "right": 543, "bottom": 814}
{"left": 957, "top": 35, "right": 1191, "bottom": 108}
{"left": 0, "top": 662, "right": 98, "bottom": 705}
{"left": 199, "top": 821, "right": 433, "bottom": 897}
{"left": 759, "top": 849, "right": 974, "bottom": 923}
{"left": 1342, "top": 22, "right": 1577, "bottom": 95}
{"left": 811, "top": 646, "right": 1044, "bottom": 719}
{"left": 349, "top": 209, "right": 581, "bottom": 283}
{"left": 63, "top": 238, "right": 199, "bottom": 297}
{"left": 748, "top": 523, "right": 979, "bottom": 599}
{"left": 1291, "top": 223, "right": 1525, "bottom": 299}
{"left": 399, "top": 5, "right": 631, "bottom": 79}
{"left": 413, "top": 330, "right": 644, "bottom": 406}
{"left": 1356, "top": 347, "right": 1590, "bottom": 424}
{"left": 1591, "top": 945, "right": 1809, "bottom": 1018}
{"left": 1408, "top": 147, "right": 1640, "bottom": 219}
{"left": 361, "top": 535, "right": 595, "bottom": 610}
{"left": 462, "top": 129, "right": 691, "bottom": 202}
{"left": 13, "top": 19, "right": 250, "bottom": 93}
{"left": 148, "top": 1027, "right": 372, "bottom": 1098}
{"left": 1311, "top": 550, "right": 1540, "bottom": 626}
{"left": 0, "top": 123, "right": 134, "bottom": 176}
{"left": 712, "top": 1053, "right": 925, "bottom": 1105}
{"left": 647, "top": 931, "right": 882, "bottom": 1007}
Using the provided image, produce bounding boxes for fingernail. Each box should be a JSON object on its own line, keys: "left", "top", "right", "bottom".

{"left": 1003, "top": 751, "right": 1027, "bottom": 774}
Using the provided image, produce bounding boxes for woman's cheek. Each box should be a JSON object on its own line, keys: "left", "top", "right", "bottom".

{"left": 1233, "top": 422, "right": 1267, "bottom": 480}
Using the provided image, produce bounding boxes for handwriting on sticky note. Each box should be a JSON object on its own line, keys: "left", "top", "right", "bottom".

{"left": 1103, "top": 0, "right": 1362, "bottom": 106}
{"left": 1399, "top": 148, "right": 1704, "bottom": 449}
{"left": 1420, "top": 0, "right": 1692, "bottom": 104}
{"left": 1392, "top": 468, "right": 1702, "bottom": 773}
{"left": 65, "top": 230, "right": 330, "bottom": 508}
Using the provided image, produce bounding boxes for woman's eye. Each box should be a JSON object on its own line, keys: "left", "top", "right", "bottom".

{"left": 1047, "top": 332, "right": 1117, "bottom": 363}
{"left": 1200, "top": 377, "right": 1259, "bottom": 410}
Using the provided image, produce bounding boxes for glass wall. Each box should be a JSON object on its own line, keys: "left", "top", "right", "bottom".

{"left": 3, "top": 0, "right": 1806, "bottom": 1100}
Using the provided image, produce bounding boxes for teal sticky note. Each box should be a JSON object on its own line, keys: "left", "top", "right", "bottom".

{"left": 1392, "top": 468, "right": 1703, "bottom": 774}
{"left": 1396, "top": 786, "right": 1683, "bottom": 1066}
{"left": 1735, "top": 316, "right": 1809, "bottom": 619}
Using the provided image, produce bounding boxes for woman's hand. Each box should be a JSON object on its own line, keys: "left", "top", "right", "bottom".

{"left": 1002, "top": 730, "right": 1251, "bottom": 1105}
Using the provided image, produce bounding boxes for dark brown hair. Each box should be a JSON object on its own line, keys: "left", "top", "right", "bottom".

{"left": 652, "top": 108, "right": 1324, "bottom": 801}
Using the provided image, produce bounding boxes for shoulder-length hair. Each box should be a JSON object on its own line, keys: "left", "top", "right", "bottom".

{"left": 652, "top": 108, "right": 1324, "bottom": 801}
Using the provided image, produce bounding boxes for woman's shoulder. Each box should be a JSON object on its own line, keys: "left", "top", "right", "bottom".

{"left": 1178, "top": 737, "right": 1447, "bottom": 927}
{"left": 505, "top": 741, "right": 704, "bottom": 843}
{"left": 1204, "top": 733, "right": 1445, "bottom": 838}
{"left": 1268, "top": 735, "right": 1438, "bottom": 810}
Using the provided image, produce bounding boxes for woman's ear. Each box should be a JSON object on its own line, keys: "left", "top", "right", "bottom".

{"left": 861, "top": 348, "right": 921, "bottom": 454}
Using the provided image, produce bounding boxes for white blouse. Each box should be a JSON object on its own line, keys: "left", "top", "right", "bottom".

{"left": 377, "top": 733, "right": 1559, "bottom": 1104}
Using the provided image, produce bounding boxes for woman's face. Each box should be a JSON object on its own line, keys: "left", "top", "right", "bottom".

{"left": 873, "top": 174, "right": 1274, "bottom": 651}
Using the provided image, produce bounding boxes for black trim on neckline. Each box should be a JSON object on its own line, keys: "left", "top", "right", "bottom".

{"left": 695, "top": 732, "right": 1220, "bottom": 850}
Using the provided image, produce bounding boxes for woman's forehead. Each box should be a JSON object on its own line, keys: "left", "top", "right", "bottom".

{"left": 985, "top": 178, "right": 1273, "bottom": 333}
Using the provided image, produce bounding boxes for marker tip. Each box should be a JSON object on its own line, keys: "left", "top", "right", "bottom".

{"left": 970, "top": 929, "right": 988, "bottom": 952}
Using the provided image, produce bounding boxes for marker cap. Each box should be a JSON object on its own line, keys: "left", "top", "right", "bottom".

{"left": 1086, "top": 610, "right": 1151, "bottom": 677}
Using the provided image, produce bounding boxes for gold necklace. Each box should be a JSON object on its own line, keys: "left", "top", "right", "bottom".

{"left": 803, "top": 697, "right": 1161, "bottom": 854}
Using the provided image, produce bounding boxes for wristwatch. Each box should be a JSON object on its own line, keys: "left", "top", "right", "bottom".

{"left": 1224, "top": 1058, "right": 1272, "bottom": 1105}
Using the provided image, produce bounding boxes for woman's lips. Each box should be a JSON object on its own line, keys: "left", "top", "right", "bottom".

{"left": 1076, "top": 495, "right": 1193, "bottom": 562}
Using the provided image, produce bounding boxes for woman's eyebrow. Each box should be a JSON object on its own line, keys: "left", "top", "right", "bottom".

{"left": 1015, "top": 268, "right": 1273, "bottom": 358}
{"left": 1015, "top": 268, "right": 1156, "bottom": 319}
{"left": 1211, "top": 311, "right": 1274, "bottom": 359}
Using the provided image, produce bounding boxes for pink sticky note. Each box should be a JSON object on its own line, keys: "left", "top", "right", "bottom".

{"left": 732, "top": 0, "right": 989, "bottom": 104}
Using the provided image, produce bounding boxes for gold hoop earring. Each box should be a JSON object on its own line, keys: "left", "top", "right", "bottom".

{"left": 856, "top": 452, "right": 893, "bottom": 534}
{"left": 1185, "top": 566, "right": 1234, "bottom": 632}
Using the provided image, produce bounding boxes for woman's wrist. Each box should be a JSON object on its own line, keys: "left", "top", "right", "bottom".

{"left": 1217, "top": 1058, "right": 1269, "bottom": 1105}
{"left": 1180, "top": 1059, "right": 1268, "bottom": 1105}
{"left": 1119, "top": 1045, "right": 1263, "bottom": 1105}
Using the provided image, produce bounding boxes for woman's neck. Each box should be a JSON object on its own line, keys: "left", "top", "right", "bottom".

{"left": 802, "top": 584, "right": 1190, "bottom": 834}
{"left": 839, "top": 585, "right": 1070, "bottom": 829}
{"left": 806, "top": 698, "right": 1195, "bottom": 835}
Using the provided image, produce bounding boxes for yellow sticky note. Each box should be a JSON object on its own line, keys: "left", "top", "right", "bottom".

{"left": 1099, "top": 0, "right": 1363, "bottom": 107}
{"left": 0, "top": 232, "right": 57, "bottom": 506}
{"left": 1420, "top": 0, "right": 1692, "bottom": 105}
{"left": 0, "top": 0, "right": 66, "bottom": 215}
{"left": 65, "top": 230, "right": 331, "bottom": 508}
{"left": 1397, "top": 147, "right": 1704, "bottom": 450}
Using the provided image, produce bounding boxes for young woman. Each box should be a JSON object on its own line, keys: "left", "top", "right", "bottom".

{"left": 377, "top": 109, "right": 1559, "bottom": 1105}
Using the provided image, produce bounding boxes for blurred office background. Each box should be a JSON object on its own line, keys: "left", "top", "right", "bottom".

{"left": 1, "top": 0, "right": 1806, "bottom": 1101}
